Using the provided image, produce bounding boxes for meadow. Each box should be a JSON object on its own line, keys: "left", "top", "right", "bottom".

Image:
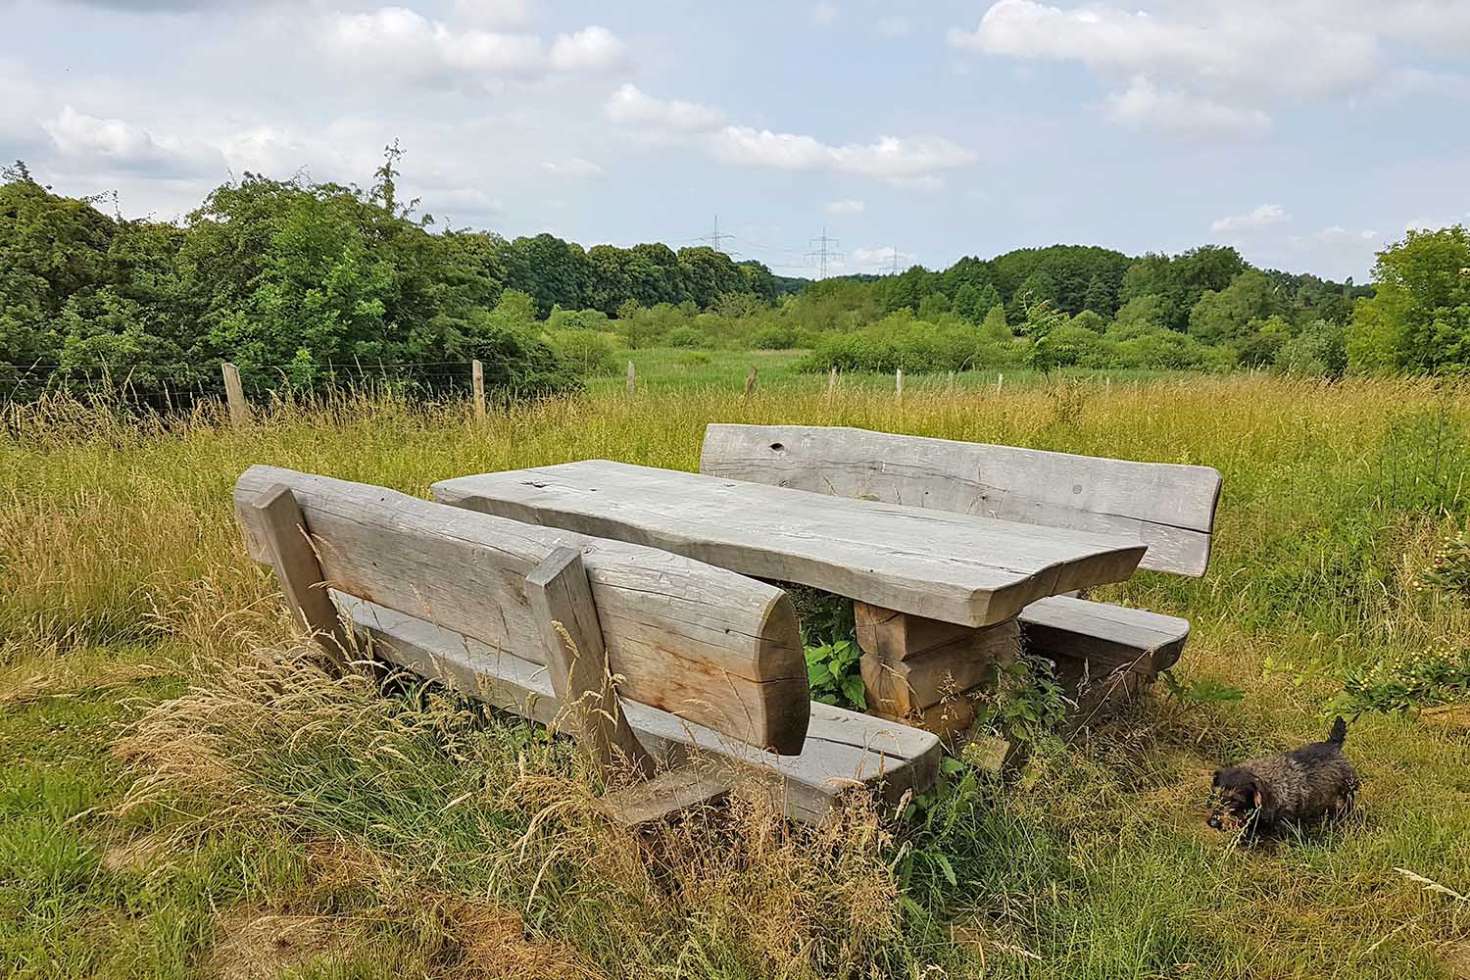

{"left": 3, "top": 370, "right": 1470, "bottom": 979}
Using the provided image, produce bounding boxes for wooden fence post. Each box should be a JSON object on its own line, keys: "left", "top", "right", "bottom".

{"left": 895, "top": 368, "right": 904, "bottom": 401}
{"left": 221, "top": 361, "right": 249, "bottom": 427}
{"left": 947, "top": 370, "right": 956, "bottom": 392}
{"left": 744, "top": 365, "right": 758, "bottom": 398}
{"left": 996, "top": 372, "right": 1004, "bottom": 394}
{"left": 626, "top": 360, "right": 636, "bottom": 397}
{"left": 471, "top": 359, "right": 486, "bottom": 421}
{"left": 827, "top": 366, "right": 838, "bottom": 400}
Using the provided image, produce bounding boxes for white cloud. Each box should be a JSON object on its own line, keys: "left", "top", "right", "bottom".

{"left": 1107, "top": 76, "right": 1270, "bottom": 139}
{"left": 951, "top": 0, "right": 1379, "bottom": 98}
{"left": 811, "top": 2, "right": 838, "bottom": 27}
{"left": 826, "top": 198, "right": 864, "bottom": 215}
{"left": 542, "top": 157, "right": 603, "bottom": 178}
{"left": 946, "top": 0, "right": 1470, "bottom": 137}
{"left": 709, "top": 127, "right": 973, "bottom": 182}
{"left": 1314, "top": 225, "right": 1379, "bottom": 243}
{"left": 851, "top": 245, "right": 911, "bottom": 270}
{"left": 548, "top": 26, "right": 626, "bottom": 73}
{"left": 605, "top": 84, "right": 725, "bottom": 131}
{"left": 43, "top": 105, "right": 223, "bottom": 176}
{"left": 609, "top": 86, "right": 975, "bottom": 184}
{"left": 1211, "top": 203, "right": 1291, "bottom": 234}
{"left": 451, "top": 0, "right": 532, "bottom": 28}
{"left": 323, "top": 7, "right": 625, "bottom": 87}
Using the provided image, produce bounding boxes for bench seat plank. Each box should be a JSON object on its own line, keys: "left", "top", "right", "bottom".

{"left": 1019, "top": 595, "right": 1190, "bottom": 675}
{"left": 342, "top": 596, "right": 942, "bottom": 824}
{"left": 432, "top": 460, "right": 1146, "bottom": 628}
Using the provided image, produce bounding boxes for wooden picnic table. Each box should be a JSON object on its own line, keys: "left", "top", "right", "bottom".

{"left": 433, "top": 460, "right": 1151, "bottom": 730}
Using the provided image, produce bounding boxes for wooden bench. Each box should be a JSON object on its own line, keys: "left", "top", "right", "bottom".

{"left": 698, "top": 424, "right": 1221, "bottom": 711}
{"left": 233, "top": 465, "right": 940, "bottom": 824}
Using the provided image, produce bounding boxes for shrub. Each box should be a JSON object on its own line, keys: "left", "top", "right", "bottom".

{"left": 751, "top": 324, "right": 799, "bottom": 350}
{"left": 665, "top": 326, "right": 706, "bottom": 349}
{"left": 1276, "top": 319, "right": 1348, "bottom": 378}
{"left": 547, "top": 329, "right": 619, "bottom": 376}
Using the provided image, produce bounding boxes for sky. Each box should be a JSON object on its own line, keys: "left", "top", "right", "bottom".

{"left": 2, "top": 0, "right": 1469, "bottom": 282}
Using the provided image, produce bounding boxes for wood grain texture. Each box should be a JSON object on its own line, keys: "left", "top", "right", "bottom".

{"left": 340, "top": 595, "right": 941, "bottom": 824}
{"left": 600, "top": 761, "right": 732, "bottom": 826}
{"left": 233, "top": 466, "right": 808, "bottom": 754}
{"left": 238, "top": 483, "right": 351, "bottom": 666}
{"left": 1019, "top": 595, "right": 1190, "bottom": 675}
{"left": 220, "top": 361, "right": 250, "bottom": 427}
{"left": 526, "top": 547, "right": 653, "bottom": 778}
{"left": 855, "top": 608, "right": 1019, "bottom": 715}
{"left": 432, "top": 461, "right": 1146, "bottom": 628}
{"left": 699, "top": 423, "right": 1222, "bottom": 577}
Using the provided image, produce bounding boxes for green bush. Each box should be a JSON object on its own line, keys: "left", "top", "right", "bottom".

{"left": 665, "top": 326, "right": 706, "bottom": 349}
{"left": 751, "top": 323, "right": 799, "bottom": 349}
{"left": 1275, "top": 319, "right": 1347, "bottom": 378}
{"left": 547, "top": 329, "right": 619, "bottom": 376}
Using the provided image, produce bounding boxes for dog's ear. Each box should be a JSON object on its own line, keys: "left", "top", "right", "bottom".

{"left": 1211, "top": 768, "right": 1222, "bottom": 788}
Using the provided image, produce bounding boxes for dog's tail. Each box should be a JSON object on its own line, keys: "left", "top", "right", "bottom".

{"left": 1328, "top": 716, "right": 1348, "bottom": 747}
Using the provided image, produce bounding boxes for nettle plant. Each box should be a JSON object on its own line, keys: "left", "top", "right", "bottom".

{"left": 784, "top": 583, "right": 866, "bottom": 711}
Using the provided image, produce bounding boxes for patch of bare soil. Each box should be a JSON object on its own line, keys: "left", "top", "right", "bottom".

{"left": 1420, "top": 704, "right": 1470, "bottom": 734}
{"left": 99, "top": 835, "right": 169, "bottom": 875}
{"left": 441, "top": 898, "right": 589, "bottom": 980}
{"left": 206, "top": 910, "right": 352, "bottom": 980}
{"left": 1442, "top": 942, "right": 1470, "bottom": 979}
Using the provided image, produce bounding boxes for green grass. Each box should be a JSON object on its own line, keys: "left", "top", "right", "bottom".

{"left": 3, "top": 376, "right": 1470, "bottom": 977}
{"left": 585, "top": 345, "right": 1189, "bottom": 396}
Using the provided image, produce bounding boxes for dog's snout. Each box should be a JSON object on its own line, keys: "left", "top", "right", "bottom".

{"left": 1206, "top": 814, "right": 1222, "bottom": 829}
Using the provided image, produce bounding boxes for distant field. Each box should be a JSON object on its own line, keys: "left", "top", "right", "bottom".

{"left": 3, "top": 376, "right": 1469, "bottom": 979}
{"left": 587, "top": 346, "right": 1186, "bottom": 394}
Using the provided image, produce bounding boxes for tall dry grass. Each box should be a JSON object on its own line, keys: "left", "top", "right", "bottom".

{"left": 4, "top": 375, "right": 1470, "bottom": 978}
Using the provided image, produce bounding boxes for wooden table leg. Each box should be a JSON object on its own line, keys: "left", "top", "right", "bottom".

{"left": 853, "top": 601, "right": 1019, "bottom": 736}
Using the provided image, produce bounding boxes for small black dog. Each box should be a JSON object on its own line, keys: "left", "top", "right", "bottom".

{"left": 1207, "top": 717, "right": 1360, "bottom": 840}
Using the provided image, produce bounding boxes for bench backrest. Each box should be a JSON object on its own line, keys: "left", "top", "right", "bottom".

{"left": 700, "top": 424, "right": 1222, "bottom": 577}
{"left": 233, "top": 465, "right": 809, "bottom": 754}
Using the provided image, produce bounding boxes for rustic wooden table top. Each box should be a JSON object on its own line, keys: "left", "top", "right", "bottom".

{"left": 434, "top": 460, "right": 1147, "bottom": 627}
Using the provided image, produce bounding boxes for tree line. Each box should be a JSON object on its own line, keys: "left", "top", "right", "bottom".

{"left": 3, "top": 151, "right": 1467, "bottom": 404}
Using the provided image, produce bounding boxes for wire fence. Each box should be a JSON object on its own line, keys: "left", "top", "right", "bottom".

{"left": 0, "top": 358, "right": 494, "bottom": 412}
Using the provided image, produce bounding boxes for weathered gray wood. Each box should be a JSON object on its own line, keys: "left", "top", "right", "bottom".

{"left": 856, "top": 610, "right": 1019, "bottom": 716}
{"left": 233, "top": 466, "right": 809, "bottom": 754}
{"left": 526, "top": 547, "right": 653, "bottom": 778}
{"left": 432, "top": 461, "right": 1145, "bottom": 628}
{"left": 1020, "top": 594, "right": 1190, "bottom": 675}
{"left": 625, "top": 360, "right": 635, "bottom": 396}
{"left": 341, "top": 595, "right": 941, "bottom": 824}
{"left": 600, "top": 760, "right": 732, "bottom": 826}
{"left": 220, "top": 361, "right": 249, "bottom": 427}
{"left": 238, "top": 484, "right": 351, "bottom": 666}
{"left": 471, "top": 359, "right": 486, "bottom": 421}
{"left": 699, "top": 424, "right": 1222, "bottom": 577}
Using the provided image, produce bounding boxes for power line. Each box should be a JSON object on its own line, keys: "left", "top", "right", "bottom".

{"left": 696, "top": 214, "right": 738, "bottom": 257}
{"left": 805, "top": 226, "right": 841, "bottom": 280}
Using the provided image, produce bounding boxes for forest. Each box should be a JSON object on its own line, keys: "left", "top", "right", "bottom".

{"left": 3, "top": 156, "right": 1468, "bottom": 403}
